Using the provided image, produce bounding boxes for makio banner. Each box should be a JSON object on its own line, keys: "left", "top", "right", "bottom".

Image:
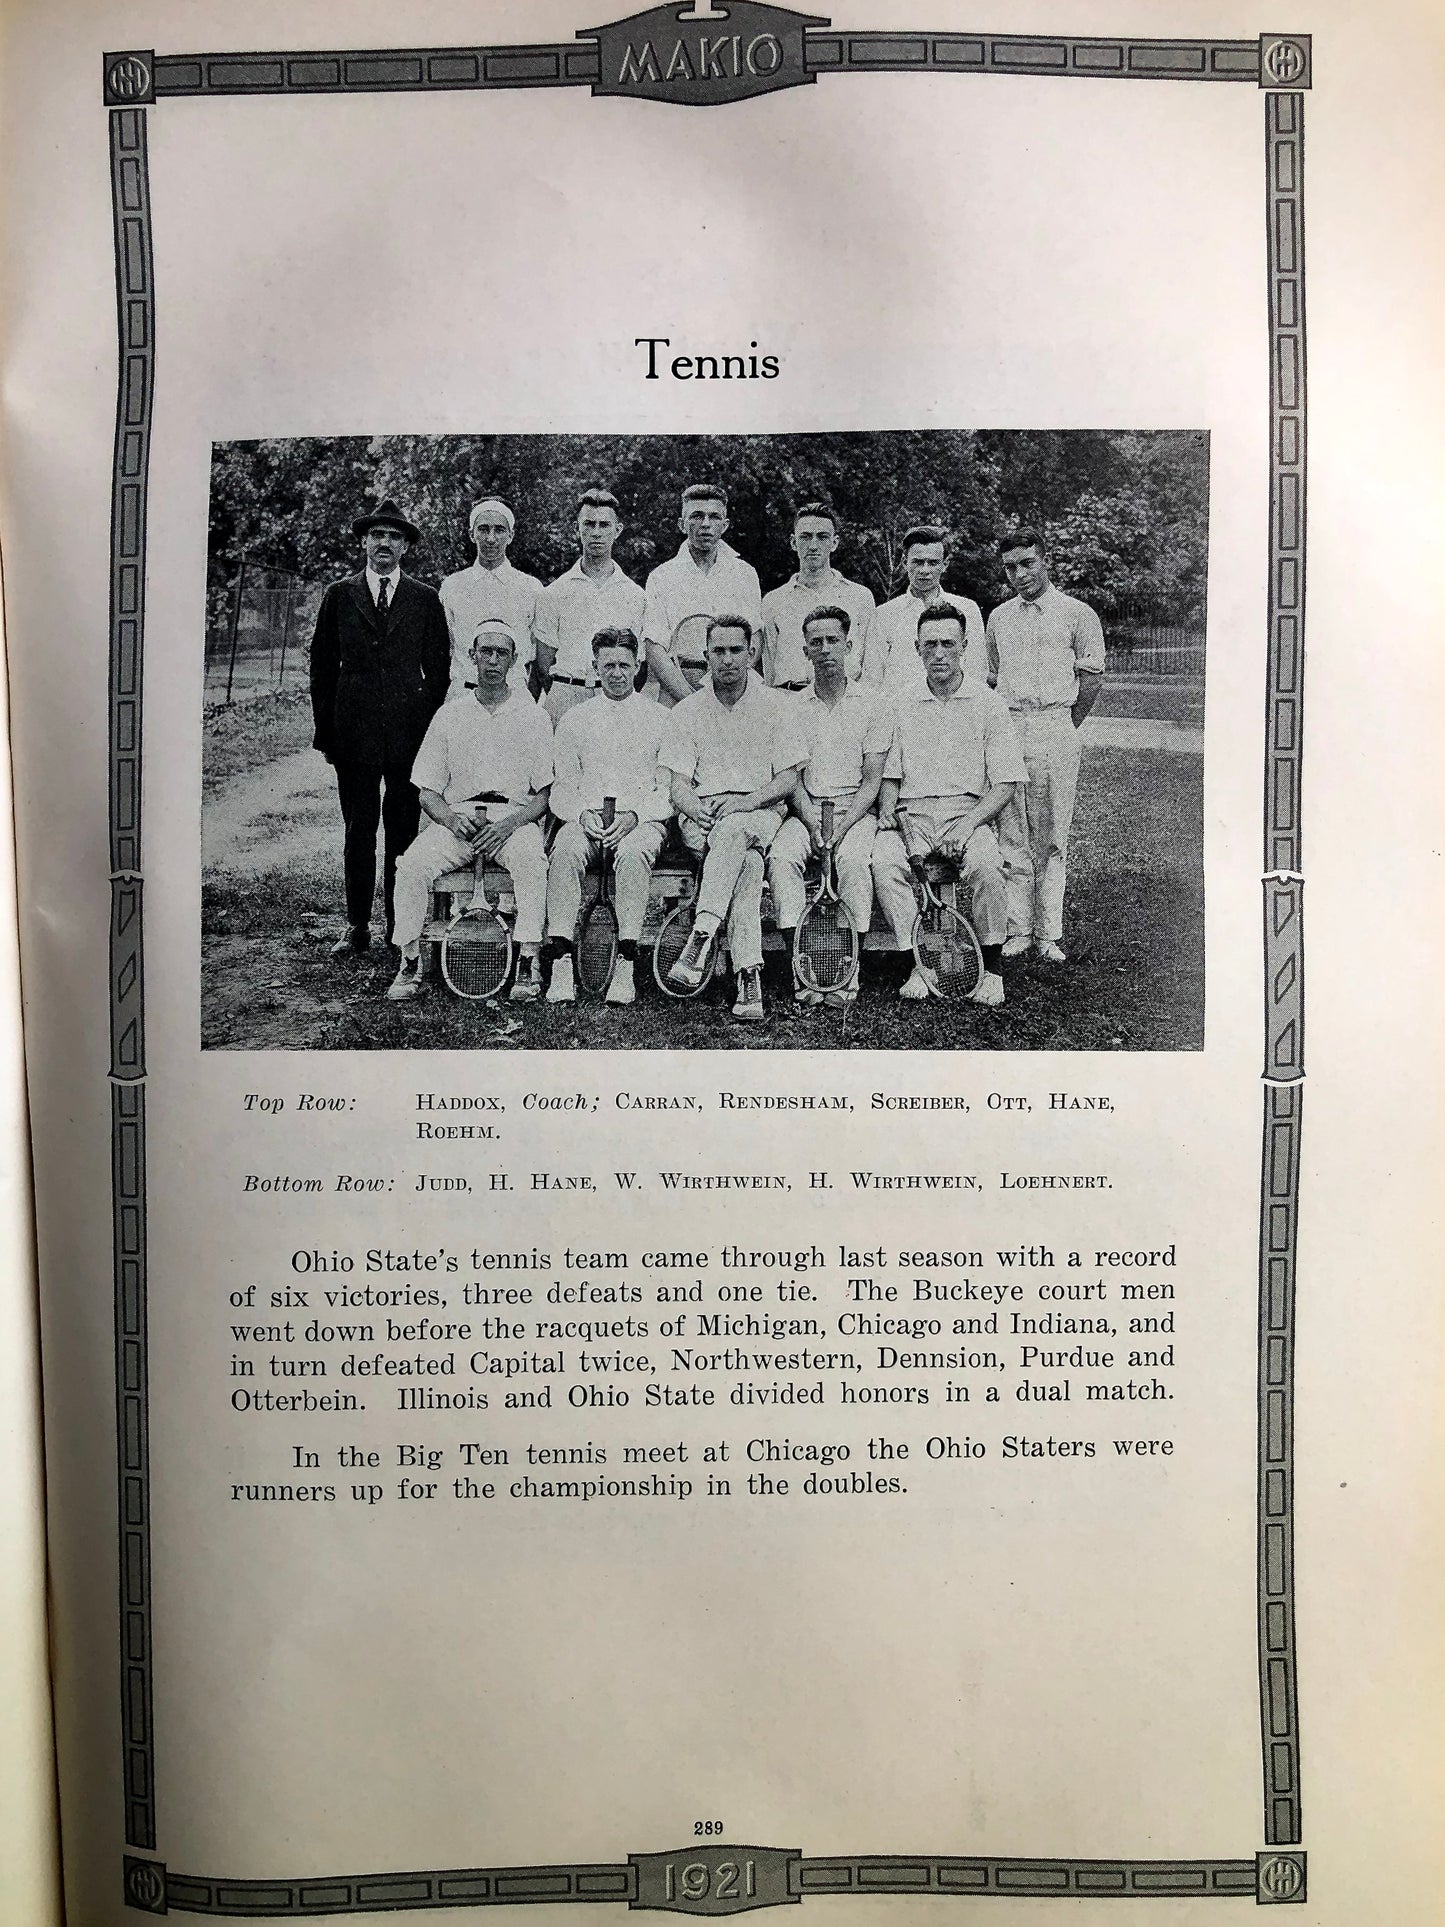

{"left": 582, "top": 1, "right": 829, "bottom": 104}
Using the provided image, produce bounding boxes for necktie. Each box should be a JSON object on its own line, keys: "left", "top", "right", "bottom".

{"left": 376, "top": 576, "right": 390, "bottom": 623}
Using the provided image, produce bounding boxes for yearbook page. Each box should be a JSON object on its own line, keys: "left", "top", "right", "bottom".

{"left": 2, "top": 1, "right": 1442, "bottom": 1924}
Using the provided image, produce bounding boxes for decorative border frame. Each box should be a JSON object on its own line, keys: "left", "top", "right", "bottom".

{"left": 105, "top": 14, "right": 1309, "bottom": 1916}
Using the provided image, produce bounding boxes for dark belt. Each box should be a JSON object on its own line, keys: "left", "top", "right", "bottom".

{"left": 550, "top": 673, "right": 591, "bottom": 688}
{"left": 677, "top": 659, "right": 707, "bottom": 673}
{"left": 774, "top": 678, "right": 811, "bottom": 692}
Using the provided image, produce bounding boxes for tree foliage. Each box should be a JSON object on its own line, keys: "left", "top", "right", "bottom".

{"left": 208, "top": 429, "right": 1209, "bottom": 634}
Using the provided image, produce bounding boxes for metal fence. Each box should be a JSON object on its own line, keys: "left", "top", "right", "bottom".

{"left": 205, "top": 560, "right": 321, "bottom": 703}
{"left": 1102, "top": 608, "right": 1206, "bottom": 677}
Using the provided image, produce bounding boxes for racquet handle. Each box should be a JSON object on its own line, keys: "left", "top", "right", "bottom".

{"left": 896, "top": 806, "right": 928, "bottom": 879}
{"left": 602, "top": 795, "right": 616, "bottom": 828}
{"left": 820, "top": 798, "right": 834, "bottom": 843}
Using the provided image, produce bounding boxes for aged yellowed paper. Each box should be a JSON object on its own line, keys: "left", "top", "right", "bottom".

{"left": 1, "top": 2, "right": 1442, "bottom": 1925}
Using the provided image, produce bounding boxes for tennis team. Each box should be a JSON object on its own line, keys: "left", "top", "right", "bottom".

{"left": 307, "top": 483, "right": 1106, "bottom": 1022}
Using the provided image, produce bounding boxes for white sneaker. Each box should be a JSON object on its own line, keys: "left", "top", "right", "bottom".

{"left": 547, "top": 955, "right": 576, "bottom": 1004}
{"left": 970, "top": 971, "right": 1005, "bottom": 1007}
{"left": 386, "top": 955, "right": 423, "bottom": 1002}
{"left": 668, "top": 922, "right": 718, "bottom": 990}
{"left": 899, "top": 966, "right": 933, "bottom": 1001}
{"left": 1035, "top": 940, "right": 1067, "bottom": 964}
{"left": 605, "top": 958, "right": 636, "bottom": 1005}
{"left": 1002, "top": 935, "right": 1032, "bottom": 960}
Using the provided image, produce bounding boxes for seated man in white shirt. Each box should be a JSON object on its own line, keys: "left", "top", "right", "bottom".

{"left": 871, "top": 605, "right": 1026, "bottom": 1008}
{"left": 659, "top": 617, "right": 808, "bottom": 1024}
{"left": 387, "top": 620, "right": 553, "bottom": 1005}
{"left": 544, "top": 627, "right": 672, "bottom": 1008}
{"left": 767, "top": 606, "right": 891, "bottom": 1004}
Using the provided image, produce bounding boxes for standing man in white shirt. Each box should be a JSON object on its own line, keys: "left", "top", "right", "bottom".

{"left": 544, "top": 627, "right": 672, "bottom": 1008}
{"left": 387, "top": 620, "right": 553, "bottom": 1005}
{"left": 862, "top": 524, "right": 987, "bottom": 698}
{"left": 641, "top": 483, "right": 763, "bottom": 706}
{"left": 533, "top": 489, "right": 646, "bottom": 727}
{"left": 985, "top": 528, "right": 1106, "bottom": 963}
{"left": 659, "top": 618, "right": 808, "bottom": 1023}
{"left": 759, "top": 502, "right": 876, "bottom": 691}
{"left": 438, "top": 497, "right": 544, "bottom": 702}
{"left": 872, "top": 605, "right": 1026, "bottom": 1008}
{"left": 767, "top": 606, "right": 891, "bottom": 1004}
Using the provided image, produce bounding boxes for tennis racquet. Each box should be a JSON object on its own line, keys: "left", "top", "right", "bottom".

{"left": 793, "top": 799, "right": 859, "bottom": 995}
{"left": 576, "top": 795, "right": 621, "bottom": 997}
{"left": 440, "top": 800, "right": 513, "bottom": 1000}
{"left": 653, "top": 874, "right": 717, "bottom": 1000}
{"left": 897, "top": 807, "right": 984, "bottom": 1001}
{"left": 669, "top": 613, "right": 714, "bottom": 694}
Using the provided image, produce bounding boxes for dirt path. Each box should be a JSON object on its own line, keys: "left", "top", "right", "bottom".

{"left": 202, "top": 748, "right": 337, "bottom": 877}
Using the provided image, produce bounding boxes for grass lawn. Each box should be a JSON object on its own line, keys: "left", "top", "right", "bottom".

{"left": 1093, "top": 675, "right": 1204, "bottom": 728}
{"left": 202, "top": 728, "right": 1203, "bottom": 1052}
{"left": 202, "top": 687, "right": 316, "bottom": 792}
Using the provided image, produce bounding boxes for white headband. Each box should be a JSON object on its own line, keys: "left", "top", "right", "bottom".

{"left": 469, "top": 497, "right": 515, "bottom": 534}
{"left": 471, "top": 619, "right": 517, "bottom": 648}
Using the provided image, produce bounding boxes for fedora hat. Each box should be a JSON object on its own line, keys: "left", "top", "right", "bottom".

{"left": 352, "top": 498, "right": 421, "bottom": 543}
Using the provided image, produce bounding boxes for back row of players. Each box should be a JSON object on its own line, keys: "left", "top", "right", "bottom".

{"left": 319, "top": 483, "right": 1106, "bottom": 1020}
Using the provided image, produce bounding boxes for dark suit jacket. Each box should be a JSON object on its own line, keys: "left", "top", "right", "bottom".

{"left": 310, "top": 571, "right": 451, "bottom": 769}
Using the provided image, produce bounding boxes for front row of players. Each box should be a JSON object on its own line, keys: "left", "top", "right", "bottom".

{"left": 388, "top": 600, "right": 1023, "bottom": 1018}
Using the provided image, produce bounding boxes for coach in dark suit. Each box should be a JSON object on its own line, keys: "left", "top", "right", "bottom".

{"left": 310, "top": 500, "right": 451, "bottom": 954}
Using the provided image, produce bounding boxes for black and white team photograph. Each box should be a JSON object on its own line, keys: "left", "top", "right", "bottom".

{"left": 200, "top": 430, "right": 1207, "bottom": 1051}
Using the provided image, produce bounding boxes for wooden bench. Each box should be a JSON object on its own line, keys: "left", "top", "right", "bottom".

{"left": 421, "top": 834, "right": 965, "bottom": 986}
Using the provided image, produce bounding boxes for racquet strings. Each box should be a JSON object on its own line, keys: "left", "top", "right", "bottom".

{"left": 577, "top": 899, "right": 620, "bottom": 996}
{"left": 441, "top": 911, "right": 511, "bottom": 1000}
{"left": 796, "top": 893, "right": 856, "bottom": 991}
{"left": 916, "top": 902, "right": 983, "bottom": 998}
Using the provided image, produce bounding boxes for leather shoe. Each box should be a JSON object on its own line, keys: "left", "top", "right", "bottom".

{"left": 330, "top": 926, "right": 371, "bottom": 957}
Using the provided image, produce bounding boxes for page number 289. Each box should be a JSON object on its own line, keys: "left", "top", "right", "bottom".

{"left": 694, "top": 1822, "right": 725, "bottom": 1837}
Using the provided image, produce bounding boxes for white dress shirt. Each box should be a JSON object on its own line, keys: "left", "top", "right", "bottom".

{"left": 533, "top": 558, "right": 647, "bottom": 686}
{"left": 659, "top": 677, "right": 808, "bottom": 798}
{"left": 410, "top": 691, "right": 554, "bottom": 806}
{"left": 439, "top": 558, "right": 544, "bottom": 698}
{"left": 986, "top": 585, "right": 1106, "bottom": 711}
{"left": 759, "top": 568, "right": 876, "bottom": 687}
{"left": 884, "top": 680, "right": 1027, "bottom": 801}
{"left": 550, "top": 691, "right": 671, "bottom": 824}
{"left": 864, "top": 592, "right": 987, "bottom": 696}
{"left": 641, "top": 541, "right": 763, "bottom": 660}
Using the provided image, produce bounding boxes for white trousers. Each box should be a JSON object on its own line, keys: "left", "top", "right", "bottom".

{"left": 546, "top": 819, "right": 668, "bottom": 944}
{"left": 677, "top": 805, "right": 782, "bottom": 973}
{"left": 768, "top": 814, "right": 877, "bottom": 934}
{"left": 999, "top": 706, "right": 1081, "bottom": 943}
{"left": 392, "top": 819, "right": 548, "bottom": 952}
{"left": 872, "top": 798, "right": 1008, "bottom": 950}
